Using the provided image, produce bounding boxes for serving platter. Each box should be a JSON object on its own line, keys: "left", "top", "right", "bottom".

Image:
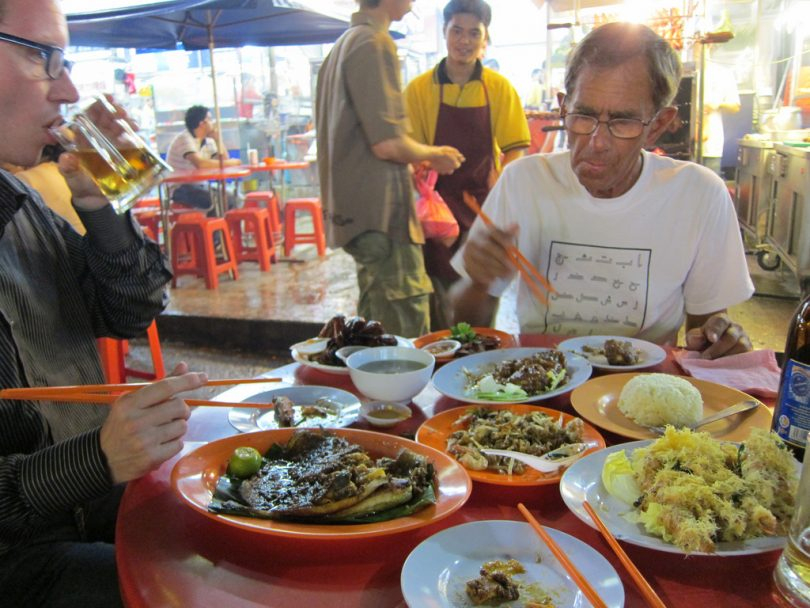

{"left": 560, "top": 441, "right": 792, "bottom": 556}
{"left": 431, "top": 347, "right": 592, "bottom": 405}
{"left": 416, "top": 404, "right": 605, "bottom": 486}
{"left": 171, "top": 427, "right": 472, "bottom": 540}
{"left": 557, "top": 335, "right": 666, "bottom": 371}
{"left": 291, "top": 336, "right": 414, "bottom": 375}
{"left": 569, "top": 372, "right": 772, "bottom": 441}
{"left": 413, "top": 327, "right": 518, "bottom": 363}
{"left": 400, "top": 520, "right": 624, "bottom": 607}
{"left": 227, "top": 385, "right": 361, "bottom": 433}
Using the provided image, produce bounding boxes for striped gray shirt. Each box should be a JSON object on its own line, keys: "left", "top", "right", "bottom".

{"left": 0, "top": 170, "right": 171, "bottom": 554}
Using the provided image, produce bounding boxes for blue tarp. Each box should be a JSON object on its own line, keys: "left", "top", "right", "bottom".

{"left": 66, "top": 0, "right": 350, "bottom": 50}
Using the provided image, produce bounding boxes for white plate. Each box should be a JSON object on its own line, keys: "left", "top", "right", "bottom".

{"left": 291, "top": 336, "right": 414, "bottom": 375}
{"left": 227, "top": 385, "right": 361, "bottom": 432}
{"left": 431, "top": 347, "right": 592, "bottom": 404}
{"left": 557, "top": 336, "right": 666, "bottom": 371}
{"left": 400, "top": 520, "right": 624, "bottom": 608}
{"left": 559, "top": 441, "right": 792, "bottom": 556}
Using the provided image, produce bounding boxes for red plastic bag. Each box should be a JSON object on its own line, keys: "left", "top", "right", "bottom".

{"left": 414, "top": 168, "right": 459, "bottom": 248}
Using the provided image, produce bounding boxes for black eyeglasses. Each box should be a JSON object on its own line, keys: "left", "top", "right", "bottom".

{"left": 562, "top": 111, "right": 657, "bottom": 140}
{"left": 0, "top": 31, "right": 73, "bottom": 80}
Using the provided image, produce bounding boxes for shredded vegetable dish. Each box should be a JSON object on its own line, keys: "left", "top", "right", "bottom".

{"left": 463, "top": 350, "right": 569, "bottom": 401}
{"left": 447, "top": 408, "right": 584, "bottom": 475}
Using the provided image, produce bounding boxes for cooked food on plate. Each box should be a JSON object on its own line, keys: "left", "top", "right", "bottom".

{"left": 464, "top": 350, "right": 569, "bottom": 400}
{"left": 602, "top": 427, "right": 798, "bottom": 553}
{"left": 270, "top": 396, "right": 339, "bottom": 428}
{"left": 447, "top": 408, "right": 584, "bottom": 474}
{"left": 301, "top": 315, "right": 398, "bottom": 367}
{"left": 582, "top": 338, "right": 640, "bottom": 366}
{"left": 209, "top": 430, "right": 437, "bottom": 523}
{"left": 451, "top": 322, "right": 502, "bottom": 357}
{"left": 465, "top": 559, "right": 555, "bottom": 607}
{"left": 617, "top": 373, "right": 703, "bottom": 427}
{"left": 273, "top": 396, "right": 295, "bottom": 427}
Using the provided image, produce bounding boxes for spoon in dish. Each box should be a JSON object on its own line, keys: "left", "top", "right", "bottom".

{"left": 480, "top": 442, "right": 590, "bottom": 474}
{"left": 645, "top": 399, "right": 760, "bottom": 436}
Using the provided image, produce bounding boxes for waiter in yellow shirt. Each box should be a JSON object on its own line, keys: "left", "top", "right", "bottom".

{"left": 404, "top": 0, "right": 530, "bottom": 330}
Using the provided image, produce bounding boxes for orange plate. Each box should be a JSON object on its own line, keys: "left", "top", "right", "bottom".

{"left": 415, "top": 404, "right": 606, "bottom": 487}
{"left": 570, "top": 372, "right": 772, "bottom": 441}
{"left": 171, "top": 428, "right": 472, "bottom": 540}
{"left": 413, "top": 328, "right": 518, "bottom": 362}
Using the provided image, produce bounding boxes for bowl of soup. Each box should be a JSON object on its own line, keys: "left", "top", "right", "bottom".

{"left": 346, "top": 346, "right": 435, "bottom": 402}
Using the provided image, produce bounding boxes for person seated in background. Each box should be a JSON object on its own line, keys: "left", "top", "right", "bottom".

{"left": 1, "top": 144, "right": 85, "bottom": 233}
{"left": 0, "top": 0, "right": 207, "bottom": 606}
{"left": 166, "top": 104, "right": 240, "bottom": 210}
{"left": 403, "top": 0, "right": 530, "bottom": 330}
{"left": 449, "top": 22, "right": 754, "bottom": 360}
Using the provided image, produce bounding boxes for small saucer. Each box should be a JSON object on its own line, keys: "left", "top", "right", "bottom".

{"left": 419, "top": 339, "right": 461, "bottom": 358}
{"left": 360, "top": 402, "right": 413, "bottom": 427}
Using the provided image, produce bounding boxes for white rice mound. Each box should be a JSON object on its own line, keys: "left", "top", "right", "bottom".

{"left": 617, "top": 373, "right": 703, "bottom": 427}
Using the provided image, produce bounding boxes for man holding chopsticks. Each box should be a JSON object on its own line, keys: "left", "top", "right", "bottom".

{"left": 449, "top": 22, "right": 754, "bottom": 360}
{"left": 0, "top": 0, "right": 207, "bottom": 605}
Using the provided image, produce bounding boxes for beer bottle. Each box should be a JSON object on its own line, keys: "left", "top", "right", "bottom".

{"left": 772, "top": 289, "right": 810, "bottom": 460}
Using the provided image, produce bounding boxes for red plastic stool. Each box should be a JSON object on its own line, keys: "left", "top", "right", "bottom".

{"left": 224, "top": 208, "right": 276, "bottom": 271}
{"left": 283, "top": 197, "right": 326, "bottom": 257}
{"left": 134, "top": 210, "right": 161, "bottom": 243}
{"left": 133, "top": 196, "right": 160, "bottom": 210}
{"left": 97, "top": 320, "right": 166, "bottom": 383}
{"left": 244, "top": 191, "right": 282, "bottom": 237}
{"left": 170, "top": 214, "right": 239, "bottom": 289}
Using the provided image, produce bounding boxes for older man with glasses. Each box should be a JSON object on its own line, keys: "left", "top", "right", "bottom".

{"left": 449, "top": 22, "right": 754, "bottom": 360}
{"left": 0, "top": 1, "right": 207, "bottom": 606}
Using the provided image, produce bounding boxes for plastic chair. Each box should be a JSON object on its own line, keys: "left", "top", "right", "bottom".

{"left": 170, "top": 213, "right": 239, "bottom": 289}
{"left": 97, "top": 320, "right": 165, "bottom": 383}
{"left": 283, "top": 197, "right": 326, "bottom": 257}
{"left": 244, "top": 191, "right": 282, "bottom": 237}
{"left": 224, "top": 207, "right": 276, "bottom": 271}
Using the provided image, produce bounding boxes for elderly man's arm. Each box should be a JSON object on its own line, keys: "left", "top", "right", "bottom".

{"left": 684, "top": 311, "right": 752, "bottom": 359}
{"left": 449, "top": 277, "right": 499, "bottom": 327}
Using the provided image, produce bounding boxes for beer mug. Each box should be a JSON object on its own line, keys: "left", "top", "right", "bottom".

{"left": 774, "top": 431, "right": 810, "bottom": 607}
{"left": 51, "top": 97, "right": 172, "bottom": 214}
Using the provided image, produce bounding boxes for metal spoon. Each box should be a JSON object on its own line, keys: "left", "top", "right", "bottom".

{"left": 646, "top": 399, "right": 761, "bottom": 436}
{"left": 480, "top": 442, "right": 590, "bottom": 474}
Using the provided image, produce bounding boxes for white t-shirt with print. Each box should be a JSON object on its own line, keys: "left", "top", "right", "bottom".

{"left": 452, "top": 150, "right": 754, "bottom": 344}
{"left": 166, "top": 130, "right": 218, "bottom": 172}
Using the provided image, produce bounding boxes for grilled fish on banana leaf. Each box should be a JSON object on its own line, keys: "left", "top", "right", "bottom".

{"left": 209, "top": 430, "right": 436, "bottom": 523}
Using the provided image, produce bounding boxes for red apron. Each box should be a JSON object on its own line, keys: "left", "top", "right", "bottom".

{"left": 424, "top": 81, "right": 494, "bottom": 281}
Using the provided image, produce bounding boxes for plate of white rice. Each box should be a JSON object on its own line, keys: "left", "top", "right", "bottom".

{"left": 570, "top": 372, "right": 772, "bottom": 440}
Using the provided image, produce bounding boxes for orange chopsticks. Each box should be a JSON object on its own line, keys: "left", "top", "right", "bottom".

{"left": 584, "top": 501, "right": 667, "bottom": 608}
{"left": 517, "top": 502, "right": 607, "bottom": 608}
{"left": 0, "top": 377, "right": 281, "bottom": 401}
{"left": 462, "top": 192, "right": 555, "bottom": 305}
{"left": 0, "top": 390, "right": 278, "bottom": 409}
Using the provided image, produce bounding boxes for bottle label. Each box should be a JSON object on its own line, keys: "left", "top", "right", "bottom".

{"left": 774, "top": 358, "right": 810, "bottom": 447}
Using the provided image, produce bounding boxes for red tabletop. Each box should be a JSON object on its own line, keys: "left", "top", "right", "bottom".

{"left": 243, "top": 160, "right": 310, "bottom": 174}
{"left": 115, "top": 336, "right": 785, "bottom": 607}
{"left": 161, "top": 166, "right": 252, "bottom": 185}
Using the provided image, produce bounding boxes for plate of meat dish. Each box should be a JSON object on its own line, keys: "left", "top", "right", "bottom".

{"left": 413, "top": 323, "right": 518, "bottom": 363}
{"left": 416, "top": 404, "right": 605, "bottom": 486}
{"left": 227, "top": 386, "right": 362, "bottom": 433}
{"left": 400, "top": 520, "right": 624, "bottom": 608}
{"left": 431, "top": 347, "right": 592, "bottom": 405}
{"left": 171, "top": 428, "right": 472, "bottom": 540}
{"left": 291, "top": 314, "right": 413, "bottom": 375}
{"left": 557, "top": 335, "right": 666, "bottom": 371}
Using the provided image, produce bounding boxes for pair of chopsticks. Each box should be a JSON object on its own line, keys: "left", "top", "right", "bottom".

{"left": 462, "top": 192, "right": 555, "bottom": 305}
{"left": 518, "top": 502, "right": 667, "bottom": 608}
{"left": 0, "top": 377, "right": 283, "bottom": 409}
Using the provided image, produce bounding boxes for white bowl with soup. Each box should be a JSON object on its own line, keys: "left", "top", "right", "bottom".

{"left": 346, "top": 346, "right": 435, "bottom": 402}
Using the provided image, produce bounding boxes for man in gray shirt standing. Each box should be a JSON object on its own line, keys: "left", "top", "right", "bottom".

{"left": 316, "top": 0, "right": 464, "bottom": 338}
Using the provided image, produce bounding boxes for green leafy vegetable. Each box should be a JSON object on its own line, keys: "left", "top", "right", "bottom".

{"left": 450, "top": 322, "right": 477, "bottom": 343}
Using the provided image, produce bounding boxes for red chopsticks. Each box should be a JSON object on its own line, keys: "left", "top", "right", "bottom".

{"left": 517, "top": 503, "right": 608, "bottom": 608}
{"left": 462, "top": 192, "right": 555, "bottom": 305}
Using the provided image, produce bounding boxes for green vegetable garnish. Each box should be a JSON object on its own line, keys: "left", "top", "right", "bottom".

{"left": 546, "top": 368, "right": 567, "bottom": 391}
{"left": 450, "top": 322, "right": 477, "bottom": 343}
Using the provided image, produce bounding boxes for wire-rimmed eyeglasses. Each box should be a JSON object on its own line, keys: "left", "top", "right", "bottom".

{"left": 562, "top": 111, "right": 657, "bottom": 139}
{"left": 0, "top": 31, "right": 73, "bottom": 80}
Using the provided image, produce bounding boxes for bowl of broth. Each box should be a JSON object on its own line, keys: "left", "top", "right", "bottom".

{"left": 346, "top": 346, "right": 435, "bottom": 402}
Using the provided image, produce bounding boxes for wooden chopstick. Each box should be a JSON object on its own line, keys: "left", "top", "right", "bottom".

{"left": 0, "top": 390, "right": 278, "bottom": 409}
{"left": 461, "top": 192, "right": 555, "bottom": 305}
{"left": 517, "top": 502, "right": 607, "bottom": 608}
{"left": 584, "top": 501, "right": 667, "bottom": 608}
{"left": 0, "top": 377, "right": 281, "bottom": 400}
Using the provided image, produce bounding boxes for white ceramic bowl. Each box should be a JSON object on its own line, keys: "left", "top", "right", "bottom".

{"left": 346, "top": 346, "right": 435, "bottom": 402}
